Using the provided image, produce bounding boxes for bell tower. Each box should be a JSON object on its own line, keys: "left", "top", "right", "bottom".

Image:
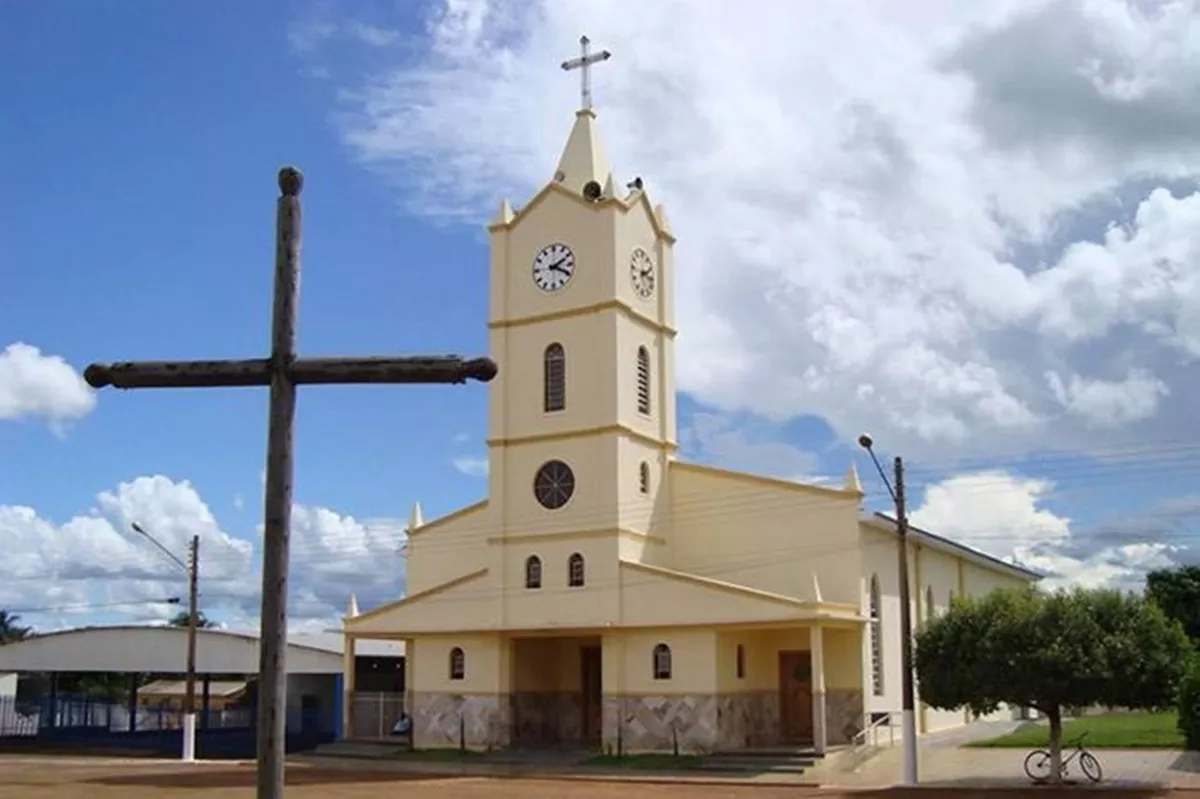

{"left": 483, "top": 39, "right": 677, "bottom": 546}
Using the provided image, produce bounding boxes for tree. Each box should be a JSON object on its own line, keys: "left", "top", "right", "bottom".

{"left": 1146, "top": 566, "right": 1200, "bottom": 642}
{"left": 0, "top": 610, "right": 32, "bottom": 644}
{"left": 915, "top": 586, "right": 1191, "bottom": 783}
{"left": 168, "top": 610, "right": 216, "bottom": 629}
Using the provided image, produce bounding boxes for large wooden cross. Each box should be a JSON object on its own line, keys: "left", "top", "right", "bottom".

{"left": 84, "top": 167, "right": 497, "bottom": 799}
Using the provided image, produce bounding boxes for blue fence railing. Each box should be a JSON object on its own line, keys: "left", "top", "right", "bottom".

{"left": 0, "top": 694, "right": 333, "bottom": 757}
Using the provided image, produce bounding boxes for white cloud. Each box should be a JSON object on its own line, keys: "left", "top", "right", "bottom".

{"left": 909, "top": 469, "right": 1182, "bottom": 591}
{"left": 1045, "top": 368, "right": 1169, "bottom": 428}
{"left": 0, "top": 343, "right": 95, "bottom": 429}
{"left": 310, "top": 0, "right": 1200, "bottom": 461}
{"left": 0, "top": 476, "right": 406, "bottom": 633}
{"left": 452, "top": 456, "right": 489, "bottom": 477}
{"left": 681, "top": 412, "right": 824, "bottom": 484}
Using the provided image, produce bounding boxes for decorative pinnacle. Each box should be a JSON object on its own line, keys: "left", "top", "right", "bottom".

{"left": 83, "top": 363, "right": 113, "bottom": 389}
{"left": 278, "top": 166, "right": 304, "bottom": 197}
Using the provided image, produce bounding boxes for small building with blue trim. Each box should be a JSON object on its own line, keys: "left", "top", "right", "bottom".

{"left": 0, "top": 625, "right": 403, "bottom": 758}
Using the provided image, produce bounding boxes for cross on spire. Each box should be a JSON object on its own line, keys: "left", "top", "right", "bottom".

{"left": 560, "top": 35, "right": 612, "bottom": 112}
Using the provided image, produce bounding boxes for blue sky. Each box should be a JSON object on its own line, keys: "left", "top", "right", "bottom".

{"left": 3, "top": 0, "right": 1199, "bottom": 633}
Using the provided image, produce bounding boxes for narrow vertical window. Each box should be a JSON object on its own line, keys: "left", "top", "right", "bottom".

{"left": 638, "top": 461, "right": 650, "bottom": 494}
{"left": 525, "top": 555, "right": 542, "bottom": 589}
{"left": 869, "top": 575, "right": 883, "bottom": 696}
{"left": 636, "top": 346, "right": 651, "bottom": 415}
{"left": 735, "top": 644, "right": 746, "bottom": 679}
{"left": 652, "top": 643, "right": 672, "bottom": 680}
{"left": 925, "top": 586, "right": 935, "bottom": 622}
{"left": 568, "top": 553, "right": 585, "bottom": 587}
{"left": 449, "top": 647, "right": 465, "bottom": 680}
{"left": 544, "top": 343, "right": 565, "bottom": 412}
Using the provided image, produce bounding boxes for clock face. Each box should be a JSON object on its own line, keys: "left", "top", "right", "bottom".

{"left": 630, "top": 247, "right": 656, "bottom": 299}
{"left": 532, "top": 243, "right": 576, "bottom": 293}
{"left": 533, "top": 459, "right": 575, "bottom": 510}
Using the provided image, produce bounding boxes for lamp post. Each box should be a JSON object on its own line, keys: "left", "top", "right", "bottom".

{"left": 132, "top": 522, "right": 200, "bottom": 762}
{"left": 857, "top": 434, "right": 918, "bottom": 786}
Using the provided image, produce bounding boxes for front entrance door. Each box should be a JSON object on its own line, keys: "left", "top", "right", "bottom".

{"left": 778, "top": 650, "right": 814, "bottom": 744}
{"left": 580, "top": 645, "right": 602, "bottom": 745}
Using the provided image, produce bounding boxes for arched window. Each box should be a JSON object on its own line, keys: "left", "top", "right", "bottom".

{"left": 568, "top": 553, "right": 585, "bottom": 587}
{"left": 449, "top": 647, "right": 465, "bottom": 680}
{"left": 525, "top": 555, "right": 542, "bottom": 589}
{"left": 653, "top": 643, "right": 672, "bottom": 680}
{"left": 544, "top": 343, "right": 565, "bottom": 412}
{"left": 638, "top": 461, "right": 650, "bottom": 494}
{"left": 869, "top": 575, "right": 883, "bottom": 696}
{"left": 925, "top": 586, "right": 935, "bottom": 622}
{"left": 636, "top": 346, "right": 651, "bottom": 415}
{"left": 735, "top": 644, "right": 746, "bottom": 680}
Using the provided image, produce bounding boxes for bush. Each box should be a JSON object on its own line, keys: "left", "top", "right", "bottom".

{"left": 1176, "top": 657, "right": 1200, "bottom": 749}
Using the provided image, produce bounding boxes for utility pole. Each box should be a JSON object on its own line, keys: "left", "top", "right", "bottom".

{"left": 893, "top": 455, "right": 918, "bottom": 785}
{"left": 857, "top": 436, "right": 919, "bottom": 785}
{"left": 183, "top": 534, "right": 200, "bottom": 762}
{"left": 131, "top": 522, "right": 200, "bottom": 762}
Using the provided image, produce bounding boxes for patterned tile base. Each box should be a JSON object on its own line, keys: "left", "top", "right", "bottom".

{"left": 716, "top": 692, "right": 781, "bottom": 750}
{"left": 411, "top": 692, "right": 510, "bottom": 750}
{"left": 509, "top": 691, "right": 584, "bottom": 745}
{"left": 410, "top": 688, "right": 863, "bottom": 752}
{"left": 603, "top": 694, "right": 720, "bottom": 754}
{"left": 825, "top": 688, "right": 865, "bottom": 745}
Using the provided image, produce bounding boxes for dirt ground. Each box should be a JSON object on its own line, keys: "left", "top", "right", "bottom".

{"left": 0, "top": 755, "right": 1190, "bottom": 798}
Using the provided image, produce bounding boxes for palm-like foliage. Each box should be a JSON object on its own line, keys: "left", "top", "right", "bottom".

{"left": 0, "top": 610, "right": 32, "bottom": 644}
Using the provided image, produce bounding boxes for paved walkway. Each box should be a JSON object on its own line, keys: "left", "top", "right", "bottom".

{"left": 822, "top": 740, "right": 1200, "bottom": 789}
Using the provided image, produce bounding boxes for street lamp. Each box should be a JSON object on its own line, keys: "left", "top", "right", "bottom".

{"left": 857, "top": 434, "right": 919, "bottom": 786}
{"left": 132, "top": 522, "right": 200, "bottom": 763}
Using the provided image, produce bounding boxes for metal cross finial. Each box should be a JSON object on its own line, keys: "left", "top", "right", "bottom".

{"left": 560, "top": 35, "right": 612, "bottom": 112}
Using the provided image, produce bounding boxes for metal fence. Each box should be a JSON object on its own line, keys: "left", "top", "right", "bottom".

{"left": 350, "top": 692, "right": 406, "bottom": 740}
{"left": 0, "top": 694, "right": 253, "bottom": 737}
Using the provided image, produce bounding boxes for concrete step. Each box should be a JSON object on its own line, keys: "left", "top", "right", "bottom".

{"left": 695, "top": 759, "right": 814, "bottom": 774}
{"left": 311, "top": 740, "right": 409, "bottom": 759}
{"left": 709, "top": 747, "right": 821, "bottom": 759}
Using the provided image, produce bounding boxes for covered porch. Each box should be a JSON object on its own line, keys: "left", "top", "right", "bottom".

{"left": 712, "top": 622, "right": 865, "bottom": 752}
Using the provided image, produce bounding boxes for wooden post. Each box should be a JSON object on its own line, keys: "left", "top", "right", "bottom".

{"left": 256, "top": 166, "right": 302, "bottom": 797}
{"left": 83, "top": 166, "right": 498, "bottom": 799}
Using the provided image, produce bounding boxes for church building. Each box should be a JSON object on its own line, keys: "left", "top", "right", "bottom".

{"left": 342, "top": 83, "right": 1039, "bottom": 754}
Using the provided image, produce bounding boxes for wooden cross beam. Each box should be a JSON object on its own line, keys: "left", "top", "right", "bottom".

{"left": 84, "top": 167, "right": 497, "bottom": 799}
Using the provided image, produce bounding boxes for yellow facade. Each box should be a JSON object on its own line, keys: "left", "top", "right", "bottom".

{"left": 343, "top": 106, "right": 1039, "bottom": 754}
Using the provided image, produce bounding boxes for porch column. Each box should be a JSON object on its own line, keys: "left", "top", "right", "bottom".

{"left": 809, "top": 625, "right": 827, "bottom": 754}
{"left": 342, "top": 633, "right": 356, "bottom": 739}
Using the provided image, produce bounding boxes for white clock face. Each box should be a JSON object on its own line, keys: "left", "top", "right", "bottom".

{"left": 630, "top": 247, "right": 656, "bottom": 299}
{"left": 532, "top": 243, "right": 576, "bottom": 292}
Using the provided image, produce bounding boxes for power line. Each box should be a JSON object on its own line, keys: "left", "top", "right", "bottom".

{"left": 7, "top": 597, "right": 181, "bottom": 615}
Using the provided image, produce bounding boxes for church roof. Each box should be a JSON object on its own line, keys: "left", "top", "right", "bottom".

{"left": 861, "top": 512, "right": 1044, "bottom": 580}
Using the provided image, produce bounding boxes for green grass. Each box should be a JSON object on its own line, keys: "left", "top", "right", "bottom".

{"left": 970, "top": 711, "right": 1184, "bottom": 749}
{"left": 583, "top": 753, "right": 706, "bottom": 770}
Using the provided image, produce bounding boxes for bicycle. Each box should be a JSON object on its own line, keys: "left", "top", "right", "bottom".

{"left": 1023, "top": 731, "right": 1103, "bottom": 783}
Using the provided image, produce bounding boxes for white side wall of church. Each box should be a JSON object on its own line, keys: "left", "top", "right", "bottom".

{"left": 861, "top": 527, "right": 1036, "bottom": 733}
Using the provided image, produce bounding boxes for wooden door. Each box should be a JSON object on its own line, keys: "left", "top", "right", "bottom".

{"left": 580, "top": 645, "right": 603, "bottom": 744}
{"left": 778, "top": 650, "right": 814, "bottom": 743}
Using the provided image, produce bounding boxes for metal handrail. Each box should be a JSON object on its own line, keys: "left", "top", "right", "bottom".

{"left": 851, "top": 712, "right": 895, "bottom": 750}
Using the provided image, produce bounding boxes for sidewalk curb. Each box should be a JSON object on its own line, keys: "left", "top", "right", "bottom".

{"left": 292, "top": 755, "right": 818, "bottom": 786}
